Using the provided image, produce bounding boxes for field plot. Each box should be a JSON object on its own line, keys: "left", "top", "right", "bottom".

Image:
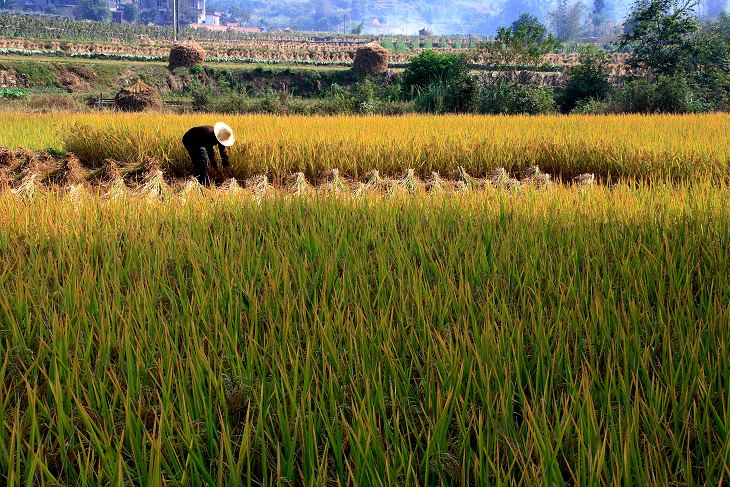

{"left": 1, "top": 111, "right": 729, "bottom": 485}
{"left": 1, "top": 112, "right": 729, "bottom": 183}
{"left": 1, "top": 185, "right": 729, "bottom": 485}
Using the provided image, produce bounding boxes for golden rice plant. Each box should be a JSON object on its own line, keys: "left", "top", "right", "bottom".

{"left": 1, "top": 112, "right": 728, "bottom": 183}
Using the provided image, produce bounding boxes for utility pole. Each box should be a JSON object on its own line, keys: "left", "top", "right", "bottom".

{"left": 172, "top": 0, "right": 179, "bottom": 41}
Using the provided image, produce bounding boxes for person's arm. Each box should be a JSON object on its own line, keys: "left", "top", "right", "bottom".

{"left": 218, "top": 144, "right": 230, "bottom": 167}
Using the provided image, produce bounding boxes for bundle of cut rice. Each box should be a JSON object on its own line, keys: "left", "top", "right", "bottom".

{"left": 352, "top": 42, "right": 389, "bottom": 76}
{"left": 168, "top": 37, "right": 206, "bottom": 69}
{"left": 115, "top": 80, "right": 163, "bottom": 112}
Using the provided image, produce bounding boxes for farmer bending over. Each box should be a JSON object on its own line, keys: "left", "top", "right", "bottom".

{"left": 182, "top": 122, "right": 235, "bottom": 185}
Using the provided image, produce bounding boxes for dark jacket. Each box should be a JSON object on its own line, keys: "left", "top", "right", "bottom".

{"left": 182, "top": 125, "right": 230, "bottom": 167}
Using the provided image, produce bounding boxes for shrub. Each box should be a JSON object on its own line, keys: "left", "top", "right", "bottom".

{"left": 190, "top": 84, "right": 212, "bottom": 111}
{"left": 610, "top": 75, "right": 702, "bottom": 113}
{"left": 414, "top": 81, "right": 451, "bottom": 113}
{"left": 402, "top": 51, "right": 474, "bottom": 112}
{"left": 571, "top": 97, "right": 610, "bottom": 114}
{"left": 654, "top": 75, "right": 704, "bottom": 113}
{"left": 557, "top": 46, "right": 611, "bottom": 112}
{"left": 612, "top": 78, "right": 656, "bottom": 113}
{"left": 401, "top": 51, "right": 470, "bottom": 95}
{"left": 473, "top": 78, "right": 556, "bottom": 114}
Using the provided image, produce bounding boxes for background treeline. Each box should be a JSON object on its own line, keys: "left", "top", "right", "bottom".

{"left": 187, "top": 2, "right": 729, "bottom": 115}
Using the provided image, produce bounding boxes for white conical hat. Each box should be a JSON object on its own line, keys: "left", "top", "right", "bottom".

{"left": 214, "top": 121, "right": 235, "bottom": 147}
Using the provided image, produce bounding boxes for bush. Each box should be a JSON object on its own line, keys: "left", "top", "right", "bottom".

{"left": 557, "top": 46, "right": 611, "bottom": 112}
{"left": 610, "top": 75, "right": 702, "bottom": 113}
{"left": 414, "top": 81, "right": 451, "bottom": 113}
{"left": 191, "top": 81, "right": 413, "bottom": 116}
{"left": 190, "top": 84, "right": 212, "bottom": 111}
{"left": 402, "top": 51, "right": 474, "bottom": 112}
{"left": 401, "top": 51, "right": 471, "bottom": 96}
{"left": 319, "top": 80, "right": 407, "bottom": 115}
{"left": 571, "top": 98, "right": 610, "bottom": 114}
{"left": 654, "top": 75, "right": 704, "bottom": 113}
{"left": 472, "top": 78, "right": 556, "bottom": 115}
{"left": 612, "top": 79, "right": 656, "bottom": 113}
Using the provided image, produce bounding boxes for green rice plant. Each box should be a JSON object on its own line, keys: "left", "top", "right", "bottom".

{"left": 0, "top": 183, "right": 728, "bottom": 485}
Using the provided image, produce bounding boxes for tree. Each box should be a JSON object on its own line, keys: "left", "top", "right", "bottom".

{"left": 511, "top": 13, "right": 548, "bottom": 41}
{"left": 549, "top": 0, "right": 588, "bottom": 40}
{"left": 557, "top": 45, "right": 611, "bottom": 111}
{"left": 74, "top": 0, "right": 111, "bottom": 21}
{"left": 122, "top": 3, "right": 139, "bottom": 22}
{"left": 620, "top": 0, "right": 701, "bottom": 76}
{"left": 477, "top": 16, "right": 561, "bottom": 66}
{"left": 620, "top": 0, "right": 730, "bottom": 109}
{"left": 351, "top": 21, "right": 364, "bottom": 33}
{"left": 718, "top": 11, "right": 730, "bottom": 37}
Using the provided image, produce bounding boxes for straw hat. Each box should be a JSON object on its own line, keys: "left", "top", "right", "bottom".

{"left": 214, "top": 122, "right": 235, "bottom": 147}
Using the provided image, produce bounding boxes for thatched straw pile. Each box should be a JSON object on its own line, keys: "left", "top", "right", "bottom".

{"left": 114, "top": 80, "right": 163, "bottom": 112}
{"left": 352, "top": 41, "right": 389, "bottom": 76}
{"left": 168, "top": 37, "right": 206, "bottom": 69}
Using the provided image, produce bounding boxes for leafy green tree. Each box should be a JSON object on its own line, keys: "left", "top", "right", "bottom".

{"left": 402, "top": 51, "right": 470, "bottom": 92}
{"left": 511, "top": 13, "right": 547, "bottom": 40}
{"left": 558, "top": 45, "right": 611, "bottom": 111}
{"left": 715, "top": 10, "right": 730, "bottom": 37}
{"left": 227, "top": 6, "right": 252, "bottom": 24}
{"left": 75, "top": 0, "right": 111, "bottom": 21}
{"left": 620, "top": 0, "right": 729, "bottom": 109}
{"left": 477, "top": 16, "right": 561, "bottom": 66}
{"left": 122, "top": 3, "right": 139, "bottom": 22}
{"left": 620, "top": 0, "right": 700, "bottom": 76}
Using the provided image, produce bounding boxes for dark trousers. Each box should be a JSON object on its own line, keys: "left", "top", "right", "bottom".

{"left": 184, "top": 143, "right": 210, "bottom": 185}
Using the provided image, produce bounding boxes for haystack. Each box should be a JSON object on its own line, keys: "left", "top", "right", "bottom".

{"left": 352, "top": 42, "right": 389, "bottom": 76}
{"left": 168, "top": 37, "right": 206, "bottom": 69}
{"left": 115, "top": 80, "right": 163, "bottom": 112}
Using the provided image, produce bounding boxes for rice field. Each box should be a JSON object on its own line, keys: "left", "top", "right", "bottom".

{"left": 0, "top": 112, "right": 728, "bottom": 182}
{"left": 1, "top": 112, "right": 729, "bottom": 485}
